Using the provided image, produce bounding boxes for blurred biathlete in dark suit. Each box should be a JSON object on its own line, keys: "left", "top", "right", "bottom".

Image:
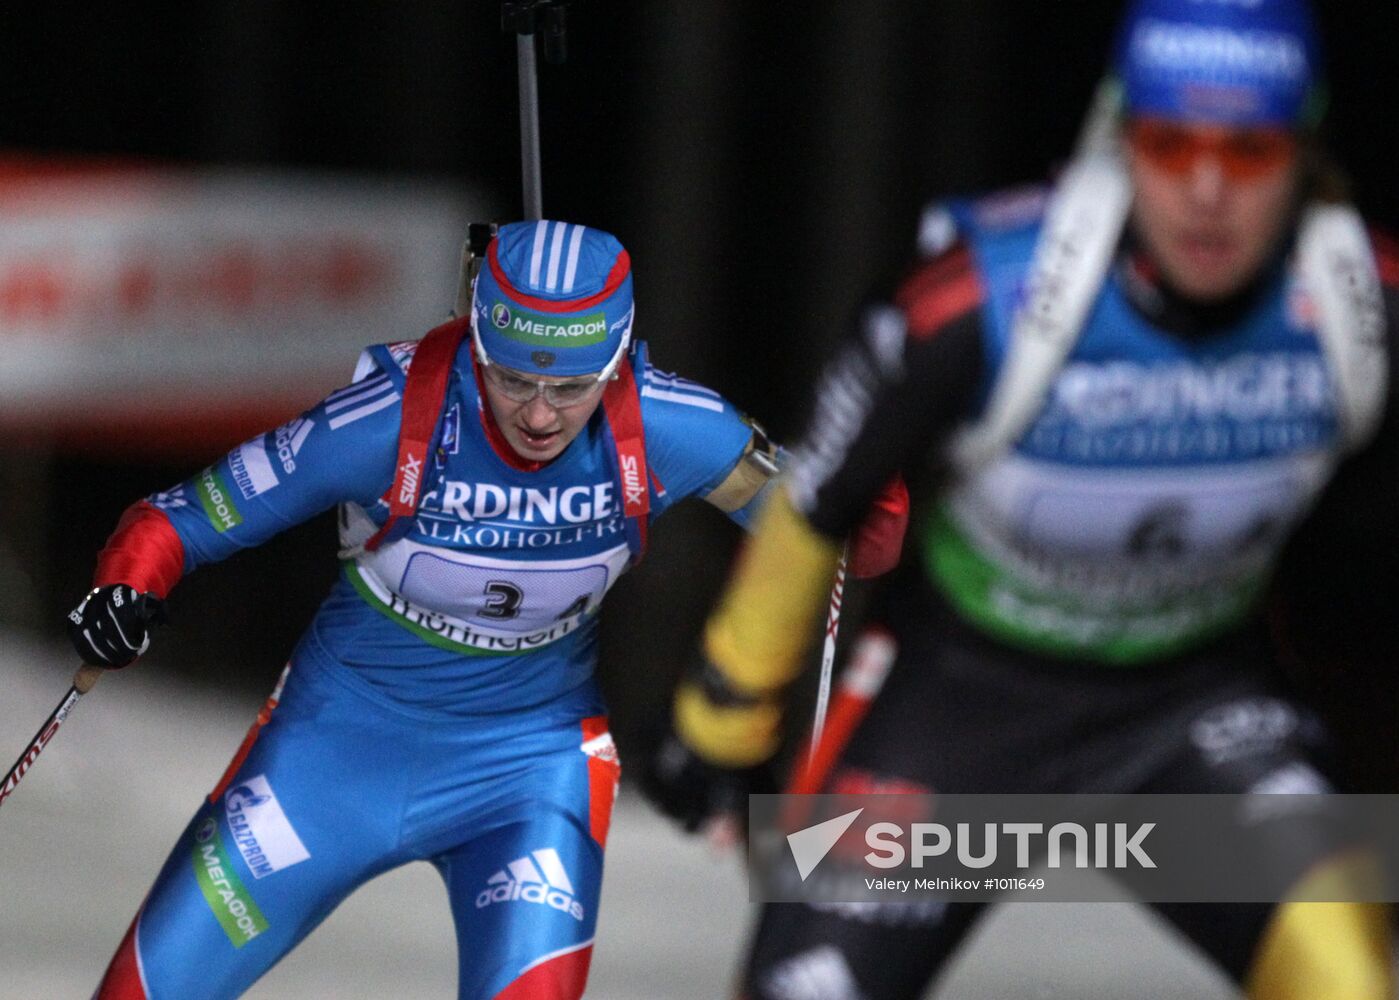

{"left": 645, "top": 1, "right": 1399, "bottom": 997}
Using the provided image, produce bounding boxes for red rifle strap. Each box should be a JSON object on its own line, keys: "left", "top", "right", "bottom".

{"left": 602, "top": 358, "right": 650, "bottom": 559}
{"left": 364, "top": 316, "right": 471, "bottom": 552}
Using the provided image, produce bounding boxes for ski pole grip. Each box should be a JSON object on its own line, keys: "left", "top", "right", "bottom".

{"left": 73, "top": 664, "right": 104, "bottom": 695}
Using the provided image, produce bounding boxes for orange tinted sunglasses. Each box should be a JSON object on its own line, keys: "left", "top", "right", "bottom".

{"left": 1126, "top": 119, "right": 1299, "bottom": 181}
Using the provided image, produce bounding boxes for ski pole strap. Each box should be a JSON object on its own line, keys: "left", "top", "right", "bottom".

{"left": 364, "top": 316, "right": 472, "bottom": 553}
{"left": 601, "top": 355, "right": 650, "bottom": 564}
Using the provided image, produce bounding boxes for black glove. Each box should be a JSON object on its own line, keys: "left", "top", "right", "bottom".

{"left": 66, "top": 584, "right": 167, "bottom": 668}
{"left": 641, "top": 725, "right": 777, "bottom": 834}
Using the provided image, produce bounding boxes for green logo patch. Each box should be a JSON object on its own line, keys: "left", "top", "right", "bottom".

{"left": 197, "top": 467, "right": 243, "bottom": 533}
{"left": 191, "top": 817, "right": 269, "bottom": 947}
{"left": 496, "top": 307, "right": 609, "bottom": 348}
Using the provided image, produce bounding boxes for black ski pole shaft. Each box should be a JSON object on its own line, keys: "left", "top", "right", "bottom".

{"left": 502, "top": 1, "right": 579, "bottom": 221}
{"left": 517, "top": 30, "right": 543, "bottom": 220}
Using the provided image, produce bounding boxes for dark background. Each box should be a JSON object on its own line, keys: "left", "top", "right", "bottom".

{"left": 2, "top": 1, "right": 1397, "bottom": 779}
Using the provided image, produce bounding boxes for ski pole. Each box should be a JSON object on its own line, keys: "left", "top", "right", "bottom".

{"left": 808, "top": 545, "right": 848, "bottom": 770}
{"left": 0, "top": 664, "right": 104, "bottom": 812}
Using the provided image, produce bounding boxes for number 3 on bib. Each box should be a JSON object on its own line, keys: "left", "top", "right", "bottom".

{"left": 477, "top": 582, "right": 591, "bottom": 623}
{"left": 480, "top": 582, "right": 524, "bottom": 621}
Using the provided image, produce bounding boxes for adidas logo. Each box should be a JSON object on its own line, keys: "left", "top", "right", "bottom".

{"left": 475, "top": 848, "right": 585, "bottom": 922}
{"left": 273, "top": 417, "right": 314, "bottom": 474}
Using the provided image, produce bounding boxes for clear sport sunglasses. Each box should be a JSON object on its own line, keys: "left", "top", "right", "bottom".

{"left": 482, "top": 363, "right": 609, "bottom": 408}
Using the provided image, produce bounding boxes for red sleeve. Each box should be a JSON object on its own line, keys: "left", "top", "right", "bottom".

{"left": 93, "top": 500, "right": 186, "bottom": 598}
{"left": 893, "top": 245, "right": 984, "bottom": 340}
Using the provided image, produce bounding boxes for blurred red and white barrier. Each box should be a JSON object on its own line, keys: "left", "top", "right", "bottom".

{"left": 0, "top": 157, "right": 478, "bottom": 455}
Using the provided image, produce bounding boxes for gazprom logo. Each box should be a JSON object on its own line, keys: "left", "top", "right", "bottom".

{"left": 223, "top": 774, "right": 311, "bottom": 879}
{"left": 225, "top": 785, "right": 272, "bottom": 812}
{"left": 492, "top": 302, "right": 512, "bottom": 329}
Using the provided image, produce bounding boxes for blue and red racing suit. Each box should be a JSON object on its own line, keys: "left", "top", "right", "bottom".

{"left": 90, "top": 335, "right": 768, "bottom": 1000}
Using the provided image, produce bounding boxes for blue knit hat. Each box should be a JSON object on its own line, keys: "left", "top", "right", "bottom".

{"left": 471, "top": 220, "right": 635, "bottom": 378}
{"left": 1114, "top": 0, "right": 1325, "bottom": 127}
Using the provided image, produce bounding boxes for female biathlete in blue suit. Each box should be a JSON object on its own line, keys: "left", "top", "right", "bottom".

{"left": 68, "top": 222, "right": 902, "bottom": 1000}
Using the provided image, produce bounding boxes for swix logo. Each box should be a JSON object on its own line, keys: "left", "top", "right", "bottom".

{"left": 0, "top": 762, "right": 27, "bottom": 803}
{"left": 475, "top": 848, "right": 585, "bottom": 921}
{"left": 619, "top": 451, "right": 645, "bottom": 510}
{"left": 0, "top": 712, "right": 65, "bottom": 806}
{"left": 398, "top": 453, "right": 423, "bottom": 505}
{"left": 0, "top": 721, "right": 55, "bottom": 800}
